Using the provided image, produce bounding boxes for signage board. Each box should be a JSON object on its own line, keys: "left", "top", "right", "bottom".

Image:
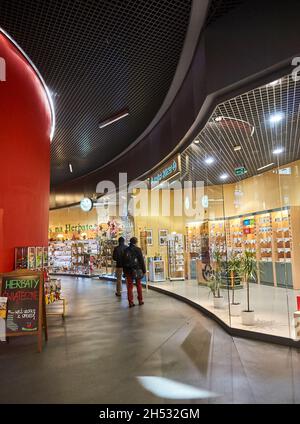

{"left": 234, "top": 166, "right": 247, "bottom": 176}
{"left": 0, "top": 270, "right": 47, "bottom": 352}
{"left": 149, "top": 155, "right": 181, "bottom": 188}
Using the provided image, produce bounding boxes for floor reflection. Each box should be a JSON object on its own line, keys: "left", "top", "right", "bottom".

{"left": 181, "top": 324, "right": 212, "bottom": 377}
{"left": 137, "top": 376, "right": 219, "bottom": 400}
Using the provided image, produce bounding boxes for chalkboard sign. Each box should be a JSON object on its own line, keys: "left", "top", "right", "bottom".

{"left": 0, "top": 270, "right": 47, "bottom": 352}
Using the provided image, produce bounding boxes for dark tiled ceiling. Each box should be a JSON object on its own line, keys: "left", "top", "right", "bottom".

{"left": 183, "top": 74, "right": 300, "bottom": 185}
{"left": 0, "top": 0, "right": 192, "bottom": 186}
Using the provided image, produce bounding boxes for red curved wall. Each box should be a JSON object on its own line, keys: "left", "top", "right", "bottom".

{"left": 0, "top": 33, "right": 51, "bottom": 272}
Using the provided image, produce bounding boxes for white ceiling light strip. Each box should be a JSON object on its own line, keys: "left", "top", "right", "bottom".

{"left": 0, "top": 26, "right": 56, "bottom": 142}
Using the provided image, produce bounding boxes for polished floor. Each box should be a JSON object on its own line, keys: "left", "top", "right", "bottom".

{"left": 0, "top": 276, "right": 300, "bottom": 404}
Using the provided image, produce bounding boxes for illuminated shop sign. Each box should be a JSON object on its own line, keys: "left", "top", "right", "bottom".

{"left": 49, "top": 224, "right": 99, "bottom": 234}
{"left": 149, "top": 155, "right": 181, "bottom": 187}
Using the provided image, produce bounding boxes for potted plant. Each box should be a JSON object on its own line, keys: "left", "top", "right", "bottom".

{"left": 208, "top": 250, "right": 224, "bottom": 309}
{"left": 241, "top": 250, "right": 258, "bottom": 325}
{"left": 227, "top": 254, "right": 242, "bottom": 316}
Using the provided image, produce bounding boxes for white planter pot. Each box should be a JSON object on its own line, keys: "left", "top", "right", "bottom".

{"left": 230, "top": 303, "right": 241, "bottom": 317}
{"left": 241, "top": 310, "right": 255, "bottom": 326}
{"left": 213, "top": 296, "right": 224, "bottom": 309}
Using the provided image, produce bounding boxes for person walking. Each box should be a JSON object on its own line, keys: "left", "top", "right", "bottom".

{"left": 112, "top": 237, "right": 127, "bottom": 297}
{"left": 123, "top": 237, "right": 146, "bottom": 308}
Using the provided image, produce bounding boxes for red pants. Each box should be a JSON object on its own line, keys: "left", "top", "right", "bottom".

{"left": 126, "top": 274, "right": 143, "bottom": 305}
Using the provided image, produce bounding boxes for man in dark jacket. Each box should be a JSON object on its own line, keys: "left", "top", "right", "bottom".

{"left": 112, "top": 237, "right": 127, "bottom": 297}
{"left": 123, "top": 237, "right": 146, "bottom": 308}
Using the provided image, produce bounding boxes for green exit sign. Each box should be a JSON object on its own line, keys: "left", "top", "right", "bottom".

{"left": 234, "top": 166, "right": 247, "bottom": 176}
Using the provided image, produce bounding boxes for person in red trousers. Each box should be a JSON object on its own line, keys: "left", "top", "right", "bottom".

{"left": 122, "top": 237, "right": 146, "bottom": 308}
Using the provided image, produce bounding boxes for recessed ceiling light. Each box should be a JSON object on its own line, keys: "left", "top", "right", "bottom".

{"left": 194, "top": 138, "right": 200, "bottom": 144}
{"left": 257, "top": 163, "right": 275, "bottom": 171}
{"left": 215, "top": 116, "right": 223, "bottom": 122}
{"left": 273, "top": 147, "right": 284, "bottom": 155}
{"left": 205, "top": 157, "right": 215, "bottom": 165}
{"left": 269, "top": 112, "right": 284, "bottom": 124}
{"left": 50, "top": 90, "right": 59, "bottom": 98}
{"left": 234, "top": 145, "right": 242, "bottom": 151}
{"left": 220, "top": 173, "right": 229, "bottom": 180}
{"left": 69, "top": 163, "right": 73, "bottom": 173}
{"left": 99, "top": 108, "right": 129, "bottom": 129}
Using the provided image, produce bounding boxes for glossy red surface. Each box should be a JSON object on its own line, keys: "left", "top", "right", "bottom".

{"left": 0, "top": 33, "right": 51, "bottom": 272}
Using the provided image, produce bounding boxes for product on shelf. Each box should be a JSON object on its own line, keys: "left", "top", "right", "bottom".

{"left": 209, "top": 220, "right": 227, "bottom": 260}
{"left": 36, "top": 247, "right": 44, "bottom": 269}
{"left": 99, "top": 239, "right": 118, "bottom": 275}
{"left": 167, "top": 233, "right": 185, "bottom": 280}
{"left": 15, "top": 246, "right": 49, "bottom": 270}
{"left": 242, "top": 216, "right": 256, "bottom": 255}
{"left": 44, "top": 278, "right": 62, "bottom": 305}
{"left": 49, "top": 239, "right": 100, "bottom": 276}
{"left": 272, "top": 210, "right": 292, "bottom": 262}
{"left": 228, "top": 217, "right": 243, "bottom": 256}
{"left": 43, "top": 247, "right": 49, "bottom": 267}
{"left": 257, "top": 213, "right": 273, "bottom": 262}
{"left": 186, "top": 206, "right": 298, "bottom": 289}
{"left": 0, "top": 297, "right": 7, "bottom": 319}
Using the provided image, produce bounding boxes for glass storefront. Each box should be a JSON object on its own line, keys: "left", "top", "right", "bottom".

{"left": 48, "top": 72, "right": 300, "bottom": 343}
{"left": 133, "top": 72, "right": 300, "bottom": 342}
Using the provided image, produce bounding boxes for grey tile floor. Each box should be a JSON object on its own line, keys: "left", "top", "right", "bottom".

{"left": 0, "top": 276, "right": 299, "bottom": 404}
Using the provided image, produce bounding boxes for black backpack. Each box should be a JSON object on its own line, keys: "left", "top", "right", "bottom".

{"left": 123, "top": 247, "right": 139, "bottom": 269}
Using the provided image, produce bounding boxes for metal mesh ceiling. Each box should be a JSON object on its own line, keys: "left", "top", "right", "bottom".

{"left": 182, "top": 74, "right": 300, "bottom": 185}
{"left": 0, "top": 0, "right": 192, "bottom": 186}
{"left": 205, "top": 0, "right": 245, "bottom": 27}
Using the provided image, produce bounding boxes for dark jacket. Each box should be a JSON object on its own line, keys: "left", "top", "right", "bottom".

{"left": 123, "top": 244, "right": 146, "bottom": 275}
{"left": 113, "top": 243, "right": 127, "bottom": 267}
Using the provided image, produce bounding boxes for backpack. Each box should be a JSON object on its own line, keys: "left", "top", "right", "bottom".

{"left": 123, "top": 247, "right": 139, "bottom": 270}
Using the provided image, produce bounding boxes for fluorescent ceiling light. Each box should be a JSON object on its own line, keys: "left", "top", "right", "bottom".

{"left": 257, "top": 163, "right": 274, "bottom": 171}
{"left": 220, "top": 173, "right": 229, "bottom": 180}
{"left": 69, "top": 163, "right": 73, "bottom": 173}
{"left": 273, "top": 147, "right": 284, "bottom": 155}
{"left": 99, "top": 108, "right": 129, "bottom": 129}
{"left": 278, "top": 167, "right": 291, "bottom": 175}
{"left": 234, "top": 146, "right": 242, "bottom": 151}
{"left": 267, "top": 79, "right": 281, "bottom": 87}
{"left": 269, "top": 112, "right": 284, "bottom": 124}
{"left": 205, "top": 157, "right": 215, "bottom": 165}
